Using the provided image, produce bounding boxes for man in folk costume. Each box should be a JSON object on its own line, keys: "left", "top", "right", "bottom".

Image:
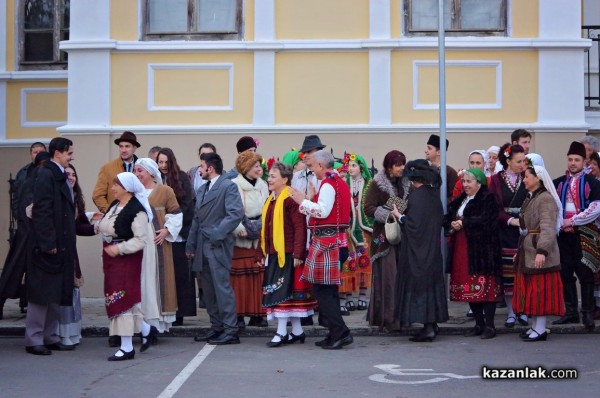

{"left": 424, "top": 134, "right": 459, "bottom": 202}
{"left": 289, "top": 150, "right": 353, "bottom": 349}
{"left": 553, "top": 141, "right": 600, "bottom": 331}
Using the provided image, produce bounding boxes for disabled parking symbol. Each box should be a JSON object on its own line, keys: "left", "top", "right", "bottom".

{"left": 369, "top": 364, "right": 480, "bottom": 384}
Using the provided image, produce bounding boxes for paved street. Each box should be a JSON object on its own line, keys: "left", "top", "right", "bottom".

{"left": 0, "top": 334, "right": 598, "bottom": 398}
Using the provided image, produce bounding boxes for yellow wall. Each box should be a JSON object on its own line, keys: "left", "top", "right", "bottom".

{"left": 5, "top": 81, "right": 66, "bottom": 139}
{"left": 244, "top": 0, "right": 255, "bottom": 41}
{"left": 6, "top": 0, "right": 16, "bottom": 70}
{"left": 512, "top": 0, "right": 539, "bottom": 38}
{"left": 275, "top": 0, "right": 369, "bottom": 39}
{"left": 111, "top": 0, "right": 139, "bottom": 40}
{"left": 111, "top": 53, "right": 254, "bottom": 125}
{"left": 391, "top": 0, "right": 402, "bottom": 38}
{"left": 391, "top": 50, "right": 538, "bottom": 124}
{"left": 275, "top": 52, "right": 370, "bottom": 124}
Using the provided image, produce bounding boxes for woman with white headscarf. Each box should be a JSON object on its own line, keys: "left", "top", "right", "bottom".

{"left": 134, "top": 158, "right": 182, "bottom": 334}
{"left": 486, "top": 146, "right": 502, "bottom": 176}
{"left": 513, "top": 165, "right": 564, "bottom": 341}
{"left": 98, "top": 172, "right": 155, "bottom": 361}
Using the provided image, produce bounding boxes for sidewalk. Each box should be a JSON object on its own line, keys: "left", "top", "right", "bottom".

{"left": 1, "top": 298, "right": 596, "bottom": 338}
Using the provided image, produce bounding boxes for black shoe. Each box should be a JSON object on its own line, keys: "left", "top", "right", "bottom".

{"left": 194, "top": 329, "right": 223, "bottom": 342}
{"left": 523, "top": 331, "right": 547, "bottom": 342}
{"left": 504, "top": 316, "right": 516, "bottom": 328}
{"left": 20, "top": 306, "right": 27, "bottom": 314}
{"left": 552, "top": 314, "right": 580, "bottom": 325}
{"left": 45, "top": 342, "right": 75, "bottom": 351}
{"left": 237, "top": 316, "right": 246, "bottom": 329}
{"left": 315, "top": 336, "right": 332, "bottom": 347}
{"left": 466, "top": 309, "right": 474, "bottom": 318}
{"left": 248, "top": 316, "right": 268, "bottom": 327}
{"left": 582, "top": 311, "right": 595, "bottom": 332}
{"left": 345, "top": 301, "right": 356, "bottom": 312}
{"left": 266, "top": 333, "right": 288, "bottom": 348}
{"left": 357, "top": 299, "right": 368, "bottom": 311}
{"left": 300, "top": 316, "right": 313, "bottom": 326}
{"left": 287, "top": 332, "right": 306, "bottom": 345}
{"left": 409, "top": 326, "right": 436, "bottom": 342}
{"left": 108, "top": 335, "right": 121, "bottom": 348}
{"left": 172, "top": 317, "right": 183, "bottom": 327}
{"left": 480, "top": 327, "right": 497, "bottom": 339}
{"left": 519, "top": 328, "right": 533, "bottom": 339}
{"left": 322, "top": 334, "right": 353, "bottom": 350}
{"left": 108, "top": 349, "right": 135, "bottom": 361}
{"left": 208, "top": 333, "right": 240, "bottom": 345}
{"left": 140, "top": 327, "right": 158, "bottom": 353}
{"left": 25, "top": 345, "right": 52, "bottom": 355}
{"left": 340, "top": 306, "right": 350, "bottom": 316}
{"left": 517, "top": 313, "right": 528, "bottom": 326}
{"left": 464, "top": 325, "right": 484, "bottom": 337}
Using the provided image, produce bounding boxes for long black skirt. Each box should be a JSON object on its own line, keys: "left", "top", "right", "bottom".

{"left": 172, "top": 242, "right": 197, "bottom": 318}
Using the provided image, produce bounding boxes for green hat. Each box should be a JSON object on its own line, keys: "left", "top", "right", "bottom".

{"left": 281, "top": 149, "right": 301, "bottom": 168}
{"left": 466, "top": 168, "right": 487, "bottom": 185}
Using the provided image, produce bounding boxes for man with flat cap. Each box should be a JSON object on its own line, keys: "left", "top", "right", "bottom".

{"left": 92, "top": 131, "right": 141, "bottom": 213}
{"left": 424, "top": 134, "right": 458, "bottom": 201}
{"left": 553, "top": 141, "right": 600, "bottom": 331}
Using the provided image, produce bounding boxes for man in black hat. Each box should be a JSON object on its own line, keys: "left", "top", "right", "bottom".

{"left": 292, "top": 135, "right": 326, "bottom": 199}
{"left": 552, "top": 141, "right": 600, "bottom": 331}
{"left": 424, "top": 134, "right": 458, "bottom": 201}
{"left": 92, "top": 131, "right": 141, "bottom": 213}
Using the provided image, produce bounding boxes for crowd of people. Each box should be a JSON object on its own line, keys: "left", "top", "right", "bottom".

{"left": 1, "top": 128, "right": 599, "bottom": 360}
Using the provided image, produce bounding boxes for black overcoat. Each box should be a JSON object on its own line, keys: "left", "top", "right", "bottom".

{"left": 28, "top": 161, "right": 77, "bottom": 306}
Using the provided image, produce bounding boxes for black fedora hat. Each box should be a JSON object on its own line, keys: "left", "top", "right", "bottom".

{"left": 404, "top": 159, "right": 441, "bottom": 185}
{"left": 300, "top": 135, "right": 326, "bottom": 153}
{"left": 114, "top": 131, "right": 141, "bottom": 148}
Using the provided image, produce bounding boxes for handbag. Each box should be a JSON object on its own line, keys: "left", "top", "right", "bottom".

{"left": 384, "top": 213, "right": 401, "bottom": 245}
{"left": 241, "top": 216, "right": 262, "bottom": 240}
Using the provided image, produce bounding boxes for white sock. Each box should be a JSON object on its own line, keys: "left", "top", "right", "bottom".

{"left": 505, "top": 295, "right": 515, "bottom": 318}
{"left": 140, "top": 321, "right": 151, "bottom": 344}
{"left": 272, "top": 317, "right": 288, "bottom": 342}
{"left": 533, "top": 316, "right": 547, "bottom": 336}
{"left": 290, "top": 317, "right": 303, "bottom": 336}
{"left": 116, "top": 336, "right": 133, "bottom": 356}
{"left": 527, "top": 317, "right": 537, "bottom": 334}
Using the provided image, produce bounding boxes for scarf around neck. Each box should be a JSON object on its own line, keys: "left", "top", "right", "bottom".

{"left": 261, "top": 186, "right": 290, "bottom": 268}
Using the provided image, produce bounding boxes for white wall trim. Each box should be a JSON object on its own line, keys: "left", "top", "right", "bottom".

{"left": 20, "top": 88, "right": 67, "bottom": 127}
{"left": 0, "top": 138, "right": 51, "bottom": 147}
{"left": 56, "top": 37, "right": 593, "bottom": 53}
{"left": 369, "top": 49, "right": 391, "bottom": 124}
{"left": 413, "top": 61, "right": 502, "bottom": 110}
{"left": 254, "top": 0, "right": 274, "bottom": 41}
{"left": 56, "top": 123, "right": 590, "bottom": 135}
{"left": 0, "top": 71, "right": 68, "bottom": 81}
{"left": 253, "top": 52, "right": 275, "bottom": 125}
{"left": 0, "top": 0, "right": 6, "bottom": 71}
{"left": 370, "top": 0, "right": 390, "bottom": 40}
{"left": 147, "top": 63, "right": 234, "bottom": 111}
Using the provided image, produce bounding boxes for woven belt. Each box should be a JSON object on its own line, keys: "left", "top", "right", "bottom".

{"left": 520, "top": 228, "right": 540, "bottom": 237}
{"left": 312, "top": 228, "right": 337, "bottom": 238}
{"left": 504, "top": 207, "right": 521, "bottom": 214}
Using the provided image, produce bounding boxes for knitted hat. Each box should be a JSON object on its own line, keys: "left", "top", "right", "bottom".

{"left": 236, "top": 136, "right": 257, "bottom": 153}
{"left": 236, "top": 151, "right": 263, "bottom": 175}
{"left": 567, "top": 141, "right": 586, "bottom": 159}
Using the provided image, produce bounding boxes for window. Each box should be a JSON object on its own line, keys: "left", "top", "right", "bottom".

{"left": 144, "top": 0, "right": 243, "bottom": 40}
{"left": 405, "top": 0, "right": 506, "bottom": 35}
{"left": 19, "top": 0, "right": 69, "bottom": 70}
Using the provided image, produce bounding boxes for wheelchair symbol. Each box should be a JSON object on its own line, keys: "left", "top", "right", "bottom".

{"left": 369, "top": 364, "right": 480, "bottom": 384}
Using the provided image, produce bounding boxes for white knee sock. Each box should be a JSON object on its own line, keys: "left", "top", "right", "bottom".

{"left": 533, "top": 316, "right": 546, "bottom": 335}
{"left": 272, "top": 317, "right": 288, "bottom": 342}
{"left": 505, "top": 295, "right": 515, "bottom": 318}
{"left": 140, "top": 321, "right": 151, "bottom": 344}
{"left": 290, "top": 317, "right": 303, "bottom": 336}
{"left": 116, "top": 336, "right": 133, "bottom": 356}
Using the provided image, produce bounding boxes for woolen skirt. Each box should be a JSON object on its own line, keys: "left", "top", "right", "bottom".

{"left": 513, "top": 270, "right": 565, "bottom": 316}
{"left": 367, "top": 245, "right": 400, "bottom": 330}
{"left": 231, "top": 247, "right": 265, "bottom": 317}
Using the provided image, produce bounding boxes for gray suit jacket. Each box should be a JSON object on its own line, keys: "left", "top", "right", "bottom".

{"left": 186, "top": 175, "right": 244, "bottom": 272}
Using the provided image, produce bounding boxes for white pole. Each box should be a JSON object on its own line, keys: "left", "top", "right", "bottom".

{"left": 438, "top": 0, "right": 447, "bottom": 211}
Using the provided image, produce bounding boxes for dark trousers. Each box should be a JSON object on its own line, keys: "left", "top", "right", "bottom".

{"left": 200, "top": 253, "right": 238, "bottom": 335}
{"left": 25, "top": 302, "right": 60, "bottom": 346}
{"left": 313, "top": 284, "right": 349, "bottom": 341}
{"left": 558, "top": 232, "right": 595, "bottom": 314}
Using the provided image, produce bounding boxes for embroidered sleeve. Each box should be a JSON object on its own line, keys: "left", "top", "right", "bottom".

{"left": 299, "top": 184, "right": 335, "bottom": 219}
{"left": 571, "top": 200, "right": 600, "bottom": 226}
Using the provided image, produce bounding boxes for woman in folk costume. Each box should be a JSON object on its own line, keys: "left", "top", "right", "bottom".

{"left": 363, "top": 150, "right": 409, "bottom": 330}
{"left": 231, "top": 151, "right": 270, "bottom": 328}
{"left": 488, "top": 143, "right": 529, "bottom": 328}
{"left": 98, "top": 172, "right": 155, "bottom": 361}
{"left": 513, "top": 165, "right": 565, "bottom": 341}
{"left": 134, "top": 158, "right": 181, "bottom": 334}
{"left": 338, "top": 152, "right": 374, "bottom": 313}
{"left": 256, "top": 162, "right": 317, "bottom": 346}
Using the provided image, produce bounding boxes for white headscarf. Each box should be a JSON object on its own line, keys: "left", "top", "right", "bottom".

{"left": 136, "top": 158, "right": 163, "bottom": 185}
{"left": 468, "top": 149, "right": 488, "bottom": 170}
{"left": 116, "top": 172, "right": 154, "bottom": 223}
{"left": 527, "top": 153, "right": 545, "bottom": 168}
{"left": 486, "top": 146, "right": 503, "bottom": 175}
{"left": 532, "top": 165, "right": 562, "bottom": 234}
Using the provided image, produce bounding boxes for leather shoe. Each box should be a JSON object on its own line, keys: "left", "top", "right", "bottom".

{"left": 321, "top": 334, "right": 353, "bottom": 350}
{"left": 357, "top": 299, "right": 368, "bottom": 311}
{"left": 464, "top": 325, "right": 484, "bottom": 337}
{"left": 45, "top": 342, "right": 75, "bottom": 351}
{"left": 194, "top": 329, "right": 223, "bottom": 342}
{"left": 480, "top": 327, "right": 497, "bottom": 339}
{"left": 25, "top": 345, "right": 52, "bottom": 355}
{"left": 108, "top": 349, "right": 135, "bottom": 361}
{"left": 552, "top": 314, "right": 580, "bottom": 325}
{"left": 208, "top": 333, "right": 240, "bottom": 345}
{"left": 523, "top": 331, "right": 547, "bottom": 342}
{"left": 314, "top": 336, "right": 331, "bottom": 347}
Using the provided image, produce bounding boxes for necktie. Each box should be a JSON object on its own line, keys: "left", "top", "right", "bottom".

{"left": 201, "top": 180, "right": 211, "bottom": 203}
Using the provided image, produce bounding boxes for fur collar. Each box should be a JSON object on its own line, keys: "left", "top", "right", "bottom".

{"left": 372, "top": 170, "right": 401, "bottom": 197}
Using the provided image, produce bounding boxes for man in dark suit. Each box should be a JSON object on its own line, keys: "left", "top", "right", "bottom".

{"left": 25, "top": 137, "right": 77, "bottom": 355}
{"left": 186, "top": 152, "right": 244, "bottom": 345}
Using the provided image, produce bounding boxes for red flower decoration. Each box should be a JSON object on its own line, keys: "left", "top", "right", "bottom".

{"left": 266, "top": 156, "right": 276, "bottom": 171}
{"left": 358, "top": 254, "right": 370, "bottom": 269}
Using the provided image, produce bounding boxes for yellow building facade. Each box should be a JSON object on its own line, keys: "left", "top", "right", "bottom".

{"left": 1, "top": 0, "right": 597, "bottom": 296}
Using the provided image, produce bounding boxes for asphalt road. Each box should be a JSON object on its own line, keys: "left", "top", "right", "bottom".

{"left": 1, "top": 334, "right": 598, "bottom": 398}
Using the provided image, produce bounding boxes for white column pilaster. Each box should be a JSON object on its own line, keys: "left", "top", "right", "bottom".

{"left": 253, "top": 0, "right": 275, "bottom": 125}
{"left": 369, "top": 0, "right": 391, "bottom": 125}
{"left": 370, "top": 0, "right": 390, "bottom": 40}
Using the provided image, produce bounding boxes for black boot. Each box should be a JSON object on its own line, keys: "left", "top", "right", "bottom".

{"left": 581, "top": 283, "right": 596, "bottom": 332}
{"left": 552, "top": 281, "right": 580, "bottom": 325}
{"left": 409, "top": 323, "right": 436, "bottom": 342}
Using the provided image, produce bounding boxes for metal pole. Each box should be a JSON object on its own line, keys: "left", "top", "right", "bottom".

{"left": 438, "top": 0, "right": 447, "bottom": 211}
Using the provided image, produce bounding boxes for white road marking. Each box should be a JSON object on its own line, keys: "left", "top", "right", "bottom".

{"left": 157, "top": 344, "right": 216, "bottom": 398}
{"left": 369, "top": 364, "right": 480, "bottom": 385}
